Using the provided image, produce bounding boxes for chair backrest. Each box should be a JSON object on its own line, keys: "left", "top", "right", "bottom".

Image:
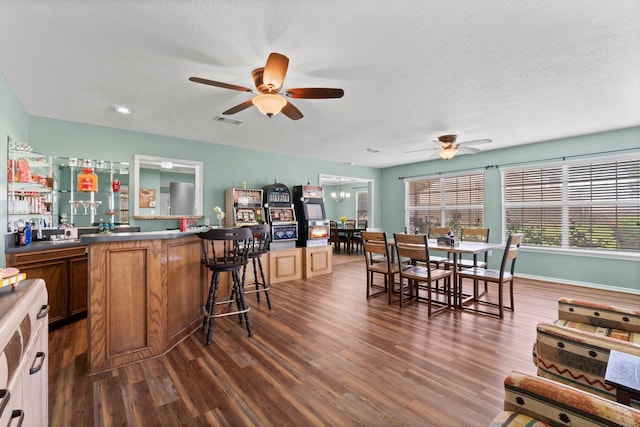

{"left": 197, "top": 227, "right": 252, "bottom": 270}
{"left": 329, "top": 220, "right": 337, "bottom": 228}
{"left": 499, "top": 233, "right": 523, "bottom": 277}
{"left": 461, "top": 227, "right": 490, "bottom": 263}
{"left": 460, "top": 227, "right": 490, "bottom": 243}
{"left": 361, "top": 231, "right": 392, "bottom": 268}
{"left": 427, "top": 227, "right": 450, "bottom": 238}
{"left": 357, "top": 219, "right": 368, "bottom": 229}
{"left": 344, "top": 219, "right": 356, "bottom": 229}
{"left": 393, "top": 233, "right": 430, "bottom": 264}
{"left": 243, "top": 223, "right": 271, "bottom": 256}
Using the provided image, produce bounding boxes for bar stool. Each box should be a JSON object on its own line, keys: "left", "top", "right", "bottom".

{"left": 241, "top": 224, "right": 272, "bottom": 309}
{"left": 197, "top": 227, "right": 252, "bottom": 345}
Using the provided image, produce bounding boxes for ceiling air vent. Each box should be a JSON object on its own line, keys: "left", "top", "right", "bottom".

{"left": 213, "top": 116, "right": 243, "bottom": 125}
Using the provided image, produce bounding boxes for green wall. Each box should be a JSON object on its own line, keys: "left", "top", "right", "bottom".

{"left": 381, "top": 126, "right": 640, "bottom": 292}
{"left": 24, "top": 116, "right": 381, "bottom": 234}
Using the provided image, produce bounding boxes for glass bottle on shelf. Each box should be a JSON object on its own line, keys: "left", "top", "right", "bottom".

{"left": 77, "top": 168, "right": 98, "bottom": 192}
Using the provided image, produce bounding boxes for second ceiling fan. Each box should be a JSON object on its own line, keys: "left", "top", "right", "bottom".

{"left": 189, "top": 52, "right": 344, "bottom": 120}
{"left": 406, "top": 134, "right": 492, "bottom": 160}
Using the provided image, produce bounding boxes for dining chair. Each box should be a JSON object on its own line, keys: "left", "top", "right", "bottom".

{"left": 426, "top": 226, "right": 451, "bottom": 269}
{"left": 457, "top": 227, "right": 490, "bottom": 269}
{"left": 342, "top": 220, "right": 357, "bottom": 253}
{"left": 361, "top": 231, "right": 400, "bottom": 304}
{"left": 351, "top": 220, "right": 367, "bottom": 253}
{"left": 393, "top": 233, "right": 452, "bottom": 315}
{"left": 329, "top": 226, "right": 342, "bottom": 253}
{"left": 457, "top": 233, "right": 523, "bottom": 319}
{"left": 451, "top": 227, "right": 490, "bottom": 298}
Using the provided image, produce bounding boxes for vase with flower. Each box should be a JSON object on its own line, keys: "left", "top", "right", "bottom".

{"left": 214, "top": 206, "right": 225, "bottom": 227}
{"left": 339, "top": 215, "right": 347, "bottom": 227}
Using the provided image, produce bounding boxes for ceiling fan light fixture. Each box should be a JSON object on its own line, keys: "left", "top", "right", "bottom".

{"left": 252, "top": 93, "right": 287, "bottom": 117}
{"left": 439, "top": 147, "right": 458, "bottom": 160}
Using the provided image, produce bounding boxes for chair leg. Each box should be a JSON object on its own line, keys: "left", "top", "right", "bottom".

{"left": 204, "top": 271, "right": 220, "bottom": 345}
{"left": 232, "top": 270, "right": 252, "bottom": 337}
{"left": 256, "top": 257, "right": 271, "bottom": 309}
{"left": 251, "top": 258, "right": 261, "bottom": 303}
{"left": 498, "top": 282, "right": 504, "bottom": 319}
{"left": 509, "top": 278, "right": 514, "bottom": 312}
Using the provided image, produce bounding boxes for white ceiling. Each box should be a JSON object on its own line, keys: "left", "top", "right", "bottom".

{"left": 1, "top": 1, "right": 638, "bottom": 168}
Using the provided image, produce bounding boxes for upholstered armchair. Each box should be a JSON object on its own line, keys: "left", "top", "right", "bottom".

{"left": 533, "top": 298, "right": 640, "bottom": 407}
{"left": 490, "top": 371, "right": 640, "bottom": 426}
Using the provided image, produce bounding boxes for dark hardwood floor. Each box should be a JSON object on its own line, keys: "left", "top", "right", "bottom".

{"left": 49, "top": 255, "right": 637, "bottom": 426}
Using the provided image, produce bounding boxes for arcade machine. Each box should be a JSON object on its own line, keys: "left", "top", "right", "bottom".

{"left": 262, "top": 181, "right": 298, "bottom": 250}
{"left": 292, "top": 185, "right": 329, "bottom": 247}
{"left": 225, "top": 187, "right": 264, "bottom": 226}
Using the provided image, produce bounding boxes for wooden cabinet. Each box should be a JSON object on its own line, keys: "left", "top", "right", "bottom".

{"left": 6, "top": 245, "right": 88, "bottom": 328}
{"left": 303, "top": 245, "right": 333, "bottom": 278}
{"left": 268, "top": 247, "right": 303, "bottom": 283}
{"left": 0, "top": 278, "right": 49, "bottom": 427}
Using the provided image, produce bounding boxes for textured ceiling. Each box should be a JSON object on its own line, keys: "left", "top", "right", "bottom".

{"left": 1, "top": 0, "right": 638, "bottom": 168}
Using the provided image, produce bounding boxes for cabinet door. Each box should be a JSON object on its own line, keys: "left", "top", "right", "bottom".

{"left": 18, "top": 262, "right": 67, "bottom": 325}
{"left": 21, "top": 323, "right": 48, "bottom": 427}
{"left": 69, "top": 256, "right": 88, "bottom": 316}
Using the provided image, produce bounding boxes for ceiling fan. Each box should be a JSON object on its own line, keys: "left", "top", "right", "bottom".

{"left": 405, "top": 134, "right": 492, "bottom": 160}
{"left": 189, "top": 52, "right": 344, "bottom": 120}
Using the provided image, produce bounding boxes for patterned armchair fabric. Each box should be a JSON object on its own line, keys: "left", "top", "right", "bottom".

{"left": 490, "top": 371, "right": 640, "bottom": 426}
{"left": 533, "top": 298, "right": 640, "bottom": 407}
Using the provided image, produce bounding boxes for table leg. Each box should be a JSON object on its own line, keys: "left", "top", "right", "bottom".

{"left": 451, "top": 252, "right": 459, "bottom": 308}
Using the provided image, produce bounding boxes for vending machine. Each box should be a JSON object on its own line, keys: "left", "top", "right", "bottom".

{"left": 262, "top": 181, "right": 297, "bottom": 250}
{"left": 293, "top": 185, "right": 329, "bottom": 247}
{"left": 225, "top": 187, "right": 264, "bottom": 226}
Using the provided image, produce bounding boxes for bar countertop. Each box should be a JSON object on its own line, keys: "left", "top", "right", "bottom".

{"left": 79, "top": 228, "right": 207, "bottom": 243}
{"left": 5, "top": 227, "right": 211, "bottom": 254}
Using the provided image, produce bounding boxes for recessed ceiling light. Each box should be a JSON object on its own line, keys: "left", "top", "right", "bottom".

{"left": 113, "top": 105, "right": 131, "bottom": 114}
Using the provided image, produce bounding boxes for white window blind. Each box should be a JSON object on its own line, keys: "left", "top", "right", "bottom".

{"left": 503, "top": 157, "right": 640, "bottom": 252}
{"left": 406, "top": 172, "right": 484, "bottom": 234}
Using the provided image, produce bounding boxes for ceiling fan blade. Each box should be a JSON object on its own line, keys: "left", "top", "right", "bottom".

{"left": 285, "top": 88, "right": 345, "bottom": 99}
{"left": 263, "top": 52, "right": 289, "bottom": 92}
{"left": 189, "top": 77, "right": 253, "bottom": 92}
{"left": 457, "top": 146, "right": 481, "bottom": 154}
{"left": 459, "top": 138, "right": 492, "bottom": 146}
{"left": 222, "top": 99, "right": 254, "bottom": 115}
{"left": 405, "top": 147, "right": 437, "bottom": 154}
{"left": 281, "top": 101, "right": 303, "bottom": 120}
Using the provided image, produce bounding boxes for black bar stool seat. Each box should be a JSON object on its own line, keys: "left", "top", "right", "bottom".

{"left": 197, "top": 227, "right": 252, "bottom": 345}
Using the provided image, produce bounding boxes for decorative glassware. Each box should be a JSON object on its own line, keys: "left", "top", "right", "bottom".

{"left": 78, "top": 168, "right": 98, "bottom": 192}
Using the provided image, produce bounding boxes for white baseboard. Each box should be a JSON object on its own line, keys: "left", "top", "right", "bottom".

{"left": 515, "top": 272, "right": 640, "bottom": 295}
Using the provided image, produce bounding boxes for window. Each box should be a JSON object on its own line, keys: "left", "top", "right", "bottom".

{"left": 503, "top": 156, "right": 640, "bottom": 252}
{"left": 356, "top": 190, "right": 368, "bottom": 222}
{"left": 405, "top": 172, "right": 484, "bottom": 234}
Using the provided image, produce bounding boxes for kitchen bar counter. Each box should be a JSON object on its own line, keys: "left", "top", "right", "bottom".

{"left": 86, "top": 230, "right": 208, "bottom": 374}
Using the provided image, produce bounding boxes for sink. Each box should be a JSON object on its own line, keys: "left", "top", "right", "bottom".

{"left": 48, "top": 238, "right": 81, "bottom": 245}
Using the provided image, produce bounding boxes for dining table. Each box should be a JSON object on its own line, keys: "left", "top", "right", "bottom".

{"left": 387, "top": 236, "right": 502, "bottom": 310}
{"left": 331, "top": 226, "right": 366, "bottom": 254}
{"left": 426, "top": 239, "right": 502, "bottom": 308}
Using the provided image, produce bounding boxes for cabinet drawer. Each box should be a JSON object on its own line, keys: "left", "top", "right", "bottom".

{"left": 6, "top": 245, "right": 87, "bottom": 267}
